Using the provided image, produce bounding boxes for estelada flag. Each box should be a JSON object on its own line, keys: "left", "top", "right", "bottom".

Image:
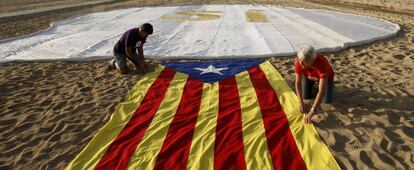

{"left": 66, "top": 60, "right": 339, "bottom": 170}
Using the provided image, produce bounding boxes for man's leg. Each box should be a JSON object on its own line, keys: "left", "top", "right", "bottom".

{"left": 108, "top": 57, "right": 116, "bottom": 69}
{"left": 301, "top": 76, "right": 315, "bottom": 100}
{"left": 113, "top": 53, "right": 129, "bottom": 74}
{"left": 322, "top": 79, "right": 334, "bottom": 103}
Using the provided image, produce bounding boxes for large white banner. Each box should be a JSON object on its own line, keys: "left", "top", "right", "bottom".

{"left": 0, "top": 4, "right": 400, "bottom": 62}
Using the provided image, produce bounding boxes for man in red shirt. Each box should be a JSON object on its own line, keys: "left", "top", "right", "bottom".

{"left": 295, "top": 45, "right": 334, "bottom": 123}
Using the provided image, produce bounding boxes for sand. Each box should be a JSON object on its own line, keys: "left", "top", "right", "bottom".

{"left": 336, "top": 0, "right": 414, "bottom": 11}
{"left": 0, "top": 0, "right": 116, "bottom": 19}
{"left": 0, "top": 0, "right": 413, "bottom": 169}
{"left": 0, "top": 0, "right": 106, "bottom": 14}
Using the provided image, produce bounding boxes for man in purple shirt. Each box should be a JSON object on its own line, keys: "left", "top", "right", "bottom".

{"left": 110, "top": 23, "right": 153, "bottom": 74}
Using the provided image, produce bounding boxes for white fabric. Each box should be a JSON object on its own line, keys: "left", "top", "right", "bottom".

{"left": 0, "top": 4, "right": 400, "bottom": 62}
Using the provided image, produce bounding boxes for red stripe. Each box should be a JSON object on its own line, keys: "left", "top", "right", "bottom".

{"left": 214, "top": 76, "right": 247, "bottom": 170}
{"left": 154, "top": 77, "right": 204, "bottom": 169}
{"left": 248, "top": 66, "right": 307, "bottom": 170}
{"left": 94, "top": 67, "right": 176, "bottom": 170}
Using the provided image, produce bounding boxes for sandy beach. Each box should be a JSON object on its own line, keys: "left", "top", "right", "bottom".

{"left": 0, "top": 0, "right": 413, "bottom": 169}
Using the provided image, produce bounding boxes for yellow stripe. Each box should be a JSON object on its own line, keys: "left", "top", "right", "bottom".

{"left": 66, "top": 66, "right": 165, "bottom": 170}
{"left": 186, "top": 82, "right": 219, "bottom": 170}
{"left": 235, "top": 71, "right": 274, "bottom": 170}
{"left": 127, "top": 72, "right": 188, "bottom": 169}
{"left": 259, "top": 61, "right": 340, "bottom": 170}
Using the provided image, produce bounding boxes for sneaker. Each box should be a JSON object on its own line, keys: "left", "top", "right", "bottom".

{"left": 107, "top": 60, "right": 116, "bottom": 70}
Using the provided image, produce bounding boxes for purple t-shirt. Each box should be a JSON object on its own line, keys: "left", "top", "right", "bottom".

{"left": 113, "top": 27, "right": 146, "bottom": 54}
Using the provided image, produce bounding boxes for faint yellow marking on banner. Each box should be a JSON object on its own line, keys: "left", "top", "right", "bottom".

{"left": 162, "top": 10, "right": 223, "bottom": 22}
{"left": 245, "top": 10, "right": 269, "bottom": 22}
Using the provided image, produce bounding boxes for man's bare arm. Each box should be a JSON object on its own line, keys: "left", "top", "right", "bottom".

{"left": 137, "top": 45, "right": 144, "bottom": 61}
{"left": 295, "top": 74, "right": 304, "bottom": 103}
{"left": 125, "top": 47, "right": 140, "bottom": 67}
{"left": 137, "top": 45, "right": 148, "bottom": 71}
{"left": 295, "top": 73, "right": 305, "bottom": 113}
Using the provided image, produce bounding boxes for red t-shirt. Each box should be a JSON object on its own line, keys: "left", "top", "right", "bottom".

{"left": 295, "top": 54, "right": 334, "bottom": 79}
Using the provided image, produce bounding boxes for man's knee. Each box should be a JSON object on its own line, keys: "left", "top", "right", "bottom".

{"left": 119, "top": 67, "right": 129, "bottom": 74}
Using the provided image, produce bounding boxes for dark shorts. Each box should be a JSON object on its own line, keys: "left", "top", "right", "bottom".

{"left": 301, "top": 76, "right": 334, "bottom": 103}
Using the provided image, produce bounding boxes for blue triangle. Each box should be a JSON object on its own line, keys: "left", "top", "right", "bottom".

{"left": 161, "top": 59, "right": 263, "bottom": 84}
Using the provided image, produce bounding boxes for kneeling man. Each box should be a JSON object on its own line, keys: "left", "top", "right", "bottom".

{"left": 111, "top": 23, "right": 153, "bottom": 74}
{"left": 295, "top": 45, "right": 334, "bottom": 123}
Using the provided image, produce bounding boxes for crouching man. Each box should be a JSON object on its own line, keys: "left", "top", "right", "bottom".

{"left": 110, "top": 23, "right": 153, "bottom": 74}
{"left": 295, "top": 45, "right": 335, "bottom": 123}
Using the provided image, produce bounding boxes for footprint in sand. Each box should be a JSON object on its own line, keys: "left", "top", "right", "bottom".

{"left": 398, "top": 45, "right": 407, "bottom": 50}
{"left": 359, "top": 151, "right": 374, "bottom": 167}
{"left": 79, "top": 87, "right": 93, "bottom": 93}
{"left": 401, "top": 127, "right": 414, "bottom": 138}
{"left": 377, "top": 152, "right": 397, "bottom": 167}
{"left": 379, "top": 138, "right": 391, "bottom": 151}
{"left": 392, "top": 54, "right": 406, "bottom": 60}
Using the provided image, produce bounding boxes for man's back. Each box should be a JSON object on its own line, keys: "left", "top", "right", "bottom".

{"left": 113, "top": 27, "right": 145, "bottom": 54}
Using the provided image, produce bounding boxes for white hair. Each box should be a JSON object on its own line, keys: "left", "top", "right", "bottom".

{"left": 297, "top": 45, "right": 316, "bottom": 61}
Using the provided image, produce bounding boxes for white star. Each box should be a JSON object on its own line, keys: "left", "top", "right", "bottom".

{"left": 194, "top": 65, "right": 228, "bottom": 75}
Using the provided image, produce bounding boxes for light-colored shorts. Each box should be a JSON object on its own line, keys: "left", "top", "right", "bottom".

{"left": 111, "top": 52, "right": 127, "bottom": 69}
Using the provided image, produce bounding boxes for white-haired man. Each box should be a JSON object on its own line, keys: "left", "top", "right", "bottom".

{"left": 295, "top": 45, "right": 334, "bottom": 124}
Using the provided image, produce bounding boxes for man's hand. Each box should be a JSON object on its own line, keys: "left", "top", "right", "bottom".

{"left": 136, "top": 60, "right": 148, "bottom": 73}
{"left": 304, "top": 109, "right": 316, "bottom": 124}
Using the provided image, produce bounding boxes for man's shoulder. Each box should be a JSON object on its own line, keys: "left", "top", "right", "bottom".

{"left": 128, "top": 27, "right": 138, "bottom": 31}
{"left": 316, "top": 53, "right": 325, "bottom": 59}
{"left": 125, "top": 28, "right": 140, "bottom": 42}
{"left": 125, "top": 27, "right": 137, "bottom": 34}
{"left": 316, "top": 53, "right": 329, "bottom": 63}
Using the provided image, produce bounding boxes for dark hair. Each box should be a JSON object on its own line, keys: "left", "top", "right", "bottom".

{"left": 141, "top": 23, "right": 153, "bottom": 34}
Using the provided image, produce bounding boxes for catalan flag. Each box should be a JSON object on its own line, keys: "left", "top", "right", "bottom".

{"left": 66, "top": 60, "right": 339, "bottom": 170}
